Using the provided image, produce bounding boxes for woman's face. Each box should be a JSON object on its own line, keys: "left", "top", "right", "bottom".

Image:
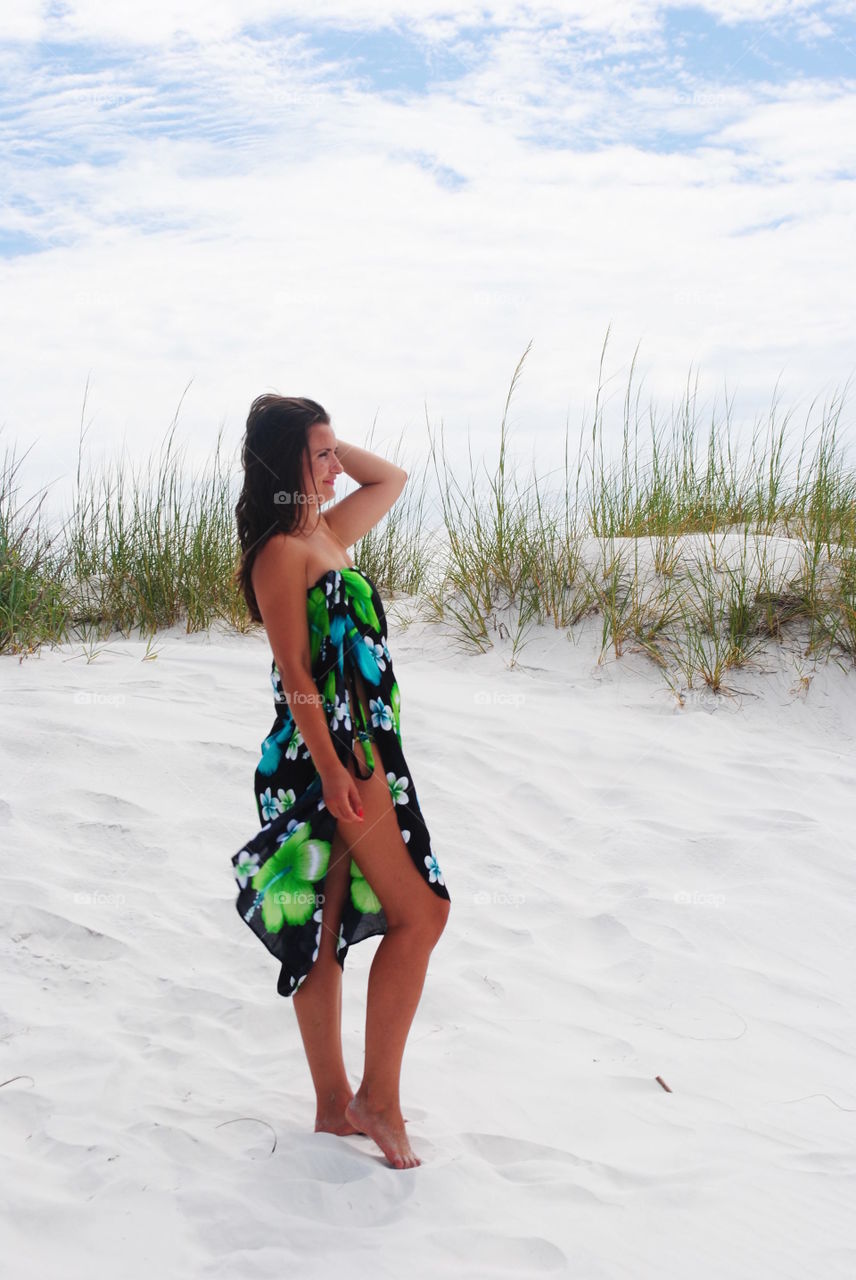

{"left": 303, "top": 421, "right": 343, "bottom": 511}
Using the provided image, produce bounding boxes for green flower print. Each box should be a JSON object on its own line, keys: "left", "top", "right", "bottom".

{"left": 349, "top": 857, "right": 382, "bottom": 914}
{"left": 390, "top": 682, "right": 401, "bottom": 739}
{"left": 321, "top": 667, "right": 338, "bottom": 706}
{"left": 252, "top": 821, "right": 331, "bottom": 930}
{"left": 234, "top": 848, "right": 261, "bottom": 889}
{"left": 340, "top": 568, "right": 381, "bottom": 631}
{"left": 307, "top": 589, "right": 331, "bottom": 662}
{"left": 387, "top": 770, "right": 410, "bottom": 806}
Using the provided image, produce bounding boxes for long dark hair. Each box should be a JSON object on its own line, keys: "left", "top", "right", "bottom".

{"left": 234, "top": 394, "right": 330, "bottom": 623}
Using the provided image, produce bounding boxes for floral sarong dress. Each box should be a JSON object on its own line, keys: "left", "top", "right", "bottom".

{"left": 231, "top": 566, "right": 450, "bottom": 996}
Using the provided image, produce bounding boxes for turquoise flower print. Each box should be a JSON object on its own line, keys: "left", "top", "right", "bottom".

{"left": 424, "top": 853, "right": 445, "bottom": 886}
{"left": 362, "top": 633, "right": 387, "bottom": 672}
{"left": 349, "top": 857, "right": 382, "bottom": 914}
{"left": 252, "top": 821, "right": 331, "bottom": 930}
{"left": 257, "top": 721, "right": 294, "bottom": 776}
{"left": 387, "top": 771, "right": 410, "bottom": 806}
{"left": 369, "top": 695, "right": 393, "bottom": 732}
{"left": 234, "top": 848, "right": 261, "bottom": 889}
{"left": 350, "top": 623, "right": 382, "bottom": 688}
{"left": 259, "top": 786, "right": 296, "bottom": 820}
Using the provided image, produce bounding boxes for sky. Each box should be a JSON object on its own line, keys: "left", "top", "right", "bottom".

{"left": 1, "top": 1, "right": 855, "bottom": 524}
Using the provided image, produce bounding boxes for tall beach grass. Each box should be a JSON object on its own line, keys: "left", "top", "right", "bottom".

{"left": 2, "top": 342, "right": 854, "bottom": 697}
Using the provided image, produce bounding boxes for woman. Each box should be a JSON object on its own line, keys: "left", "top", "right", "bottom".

{"left": 232, "top": 394, "right": 451, "bottom": 1171}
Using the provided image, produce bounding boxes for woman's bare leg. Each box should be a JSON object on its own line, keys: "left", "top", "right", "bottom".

{"left": 292, "top": 835, "right": 361, "bottom": 1135}
{"left": 336, "top": 736, "right": 450, "bottom": 1169}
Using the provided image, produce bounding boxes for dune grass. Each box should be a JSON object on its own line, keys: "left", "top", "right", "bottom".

{"left": 1, "top": 340, "right": 854, "bottom": 697}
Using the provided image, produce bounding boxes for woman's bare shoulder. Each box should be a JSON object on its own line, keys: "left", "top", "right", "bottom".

{"left": 250, "top": 533, "right": 313, "bottom": 671}
{"left": 252, "top": 531, "right": 307, "bottom": 588}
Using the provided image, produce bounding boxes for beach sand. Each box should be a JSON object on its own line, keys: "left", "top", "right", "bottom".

{"left": 1, "top": 601, "right": 854, "bottom": 1280}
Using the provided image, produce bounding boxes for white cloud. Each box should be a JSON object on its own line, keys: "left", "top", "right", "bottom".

{"left": 1, "top": 3, "right": 854, "bottom": 522}
{"left": 0, "top": 2, "right": 43, "bottom": 42}
{"left": 5, "top": 1, "right": 843, "bottom": 47}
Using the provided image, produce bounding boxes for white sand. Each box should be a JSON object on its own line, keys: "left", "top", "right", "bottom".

{"left": 1, "top": 595, "right": 854, "bottom": 1280}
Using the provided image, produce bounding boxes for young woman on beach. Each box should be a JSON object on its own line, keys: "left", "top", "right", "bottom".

{"left": 232, "top": 394, "right": 451, "bottom": 1171}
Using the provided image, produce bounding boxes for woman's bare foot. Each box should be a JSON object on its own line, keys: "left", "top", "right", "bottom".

{"left": 314, "top": 1089, "right": 365, "bottom": 1136}
{"left": 345, "top": 1094, "right": 420, "bottom": 1169}
{"left": 315, "top": 1111, "right": 364, "bottom": 1136}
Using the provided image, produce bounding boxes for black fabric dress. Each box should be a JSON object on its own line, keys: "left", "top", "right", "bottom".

{"left": 231, "top": 565, "right": 450, "bottom": 997}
